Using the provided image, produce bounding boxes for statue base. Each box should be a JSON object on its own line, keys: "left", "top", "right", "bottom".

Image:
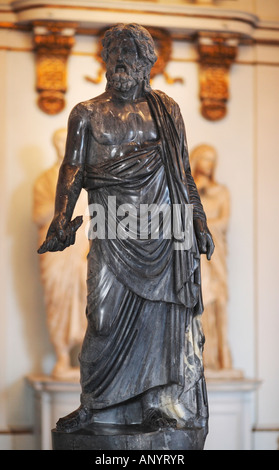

{"left": 51, "top": 423, "right": 207, "bottom": 451}
{"left": 205, "top": 368, "right": 244, "bottom": 380}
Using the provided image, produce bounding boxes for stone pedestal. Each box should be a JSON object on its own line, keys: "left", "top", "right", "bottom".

{"left": 27, "top": 374, "right": 261, "bottom": 450}
{"left": 26, "top": 374, "right": 81, "bottom": 450}
{"left": 205, "top": 377, "right": 261, "bottom": 450}
{"left": 52, "top": 423, "right": 207, "bottom": 451}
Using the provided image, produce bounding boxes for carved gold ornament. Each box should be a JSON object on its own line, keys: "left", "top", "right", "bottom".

{"left": 85, "top": 26, "right": 183, "bottom": 86}
{"left": 198, "top": 34, "right": 238, "bottom": 121}
{"left": 33, "top": 22, "right": 76, "bottom": 115}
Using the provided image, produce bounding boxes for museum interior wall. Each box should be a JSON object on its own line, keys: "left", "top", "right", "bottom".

{"left": 0, "top": 0, "right": 278, "bottom": 449}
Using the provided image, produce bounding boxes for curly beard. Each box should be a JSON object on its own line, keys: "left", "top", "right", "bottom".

{"left": 106, "top": 65, "right": 146, "bottom": 92}
{"left": 106, "top": 72, "right": 137, "bottom": 92}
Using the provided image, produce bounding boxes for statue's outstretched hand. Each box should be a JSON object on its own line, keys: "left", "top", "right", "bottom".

{"left": 38, "top": 216, "right": 83, "bottom": 254}
{"left": 194, "top": 218, "right": 215, "bottom": 261}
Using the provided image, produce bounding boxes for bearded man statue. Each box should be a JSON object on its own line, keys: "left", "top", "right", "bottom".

{"left": 39, "top": 23, "right": 214, "bottom": 449}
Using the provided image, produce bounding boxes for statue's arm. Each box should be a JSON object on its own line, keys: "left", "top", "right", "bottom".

{"left": 175, "top": 106, "right": 215, "bottom": 260}
{"left": 38, "top": 104, "right": 89, "bottom": 253}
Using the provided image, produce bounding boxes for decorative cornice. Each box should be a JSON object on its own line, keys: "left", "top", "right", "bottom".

{"left": 33, "top": 20, "right": 76, "bottom": 114}
{"left": 2, "top": 1, "right": 278, "bottom": 118}
{"left": 1, "top": 0, "right": 279, "bottom": 44}
{"left": 197, "top": 33, "right": 238, "bottom": 121}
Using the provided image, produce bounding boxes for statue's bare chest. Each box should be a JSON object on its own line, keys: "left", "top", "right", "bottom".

{"left": 90, "top": 100, "right": 158, "bottom": 147}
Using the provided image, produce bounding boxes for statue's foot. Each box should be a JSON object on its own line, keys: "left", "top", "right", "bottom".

{"left": 56, "top": 405, "right": 94, "bottom": 433}
{"left": 142, "top": 408, "right": 177, "bottom": 430}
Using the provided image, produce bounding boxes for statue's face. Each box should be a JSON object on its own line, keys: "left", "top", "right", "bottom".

{"left": 107, "top": 36, "right": 138, "bottom": 73}
{"left": 105, "top": 34, "right": 146, "bottom": 92}
{"left": 195, "top": 149, "right": 216, "bottom": 178}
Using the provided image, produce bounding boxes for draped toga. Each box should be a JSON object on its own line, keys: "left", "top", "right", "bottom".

{"left": 79, "top": 90, "right": 208, "bottom": 424}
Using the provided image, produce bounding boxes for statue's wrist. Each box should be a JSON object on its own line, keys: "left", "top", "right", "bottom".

{"left": 194, "top": 217, "right": 208, "bottom": 234}
{"left": 51, "top": 213, "right": 68, "bottom": 231}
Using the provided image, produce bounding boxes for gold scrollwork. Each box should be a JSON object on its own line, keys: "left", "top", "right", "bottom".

{"left": 85, "top": 26, "right": 183, "bottom": 86}
{"left": 198, "top": 34, "right": 238, "bottom": 121}
{"left": 33, "top": 21, "right": 76, "bottom": 114}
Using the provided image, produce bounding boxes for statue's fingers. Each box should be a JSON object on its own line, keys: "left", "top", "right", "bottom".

{"left": 64, "top": 223, "right": 77, "bottom": 246}
{"left": 58, "top": 229, "right": 66, "bottom": 242}
{"left": 63, "top": 234, "right": 71, "bottom": 248}
{"left": 50, "top": 239, "right": 62, "bottom": 251}
{"left": 69, "top": 231, "right": 76, "bottom": 246}
{"left": 206, "top": 234, "right": 215, "bottom": 260}
{"left": 47, "top": 237, "right": 64, "bottom": 252}
{"left": 71, "top": 215, "right": 83, "bottom": 232}
{"left": 51, "top": 245, "right": 60, "bottom": 252}
{"left": 45, "top": 238, "right": 55, "bottom": 251}
{"left": 37, "top": 243, "right": 47, "bottom": 254}
{"left": 198, "top": 233, "right": 207, "bottom": 253}
{"left": 38, "top": 237, "right": 56, "bottom": 254}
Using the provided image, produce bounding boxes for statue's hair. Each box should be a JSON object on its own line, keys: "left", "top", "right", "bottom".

{"left": 190, "top": 144, "right": 218, "bottom": 181}
{"left": 101, "top": 24, "right": 157, "bottom": 90}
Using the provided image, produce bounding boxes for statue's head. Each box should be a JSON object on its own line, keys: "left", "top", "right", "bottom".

{"left": 52, "top": 128, "right": 67, "bottom": 162}
{"left": 190, "top": 144, "right": 218, "bottom": 181}
{"left": 101, "top": 23, "right": 157, "bottom": 92}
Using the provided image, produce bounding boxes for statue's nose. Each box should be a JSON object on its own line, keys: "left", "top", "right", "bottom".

{"left": 118, "top": 46, "right": 129, "bottom": 62}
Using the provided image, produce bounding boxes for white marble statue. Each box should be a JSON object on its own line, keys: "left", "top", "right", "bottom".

{"left": 190, "top": 144, "right": 242, "bottom": 378}
{"left": 33, "top": 128, "right": 88, "bottom": 380}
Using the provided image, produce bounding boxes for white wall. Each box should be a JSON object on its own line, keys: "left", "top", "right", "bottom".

{"left": 0, "top": 48, "right": 8, "bottom": 431}
{"left": 255, "top": 51, "right": 279, "bottom": 438}
{"left": 0, "top": 16, "right": 279, "bottom": 449}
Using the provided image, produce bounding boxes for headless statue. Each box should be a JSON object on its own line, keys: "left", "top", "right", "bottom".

{"left": 33, "top": 128, "right": 87, "bottom": 379}
{"left": 190, "top": 144, "right": 242, "bottom": 378}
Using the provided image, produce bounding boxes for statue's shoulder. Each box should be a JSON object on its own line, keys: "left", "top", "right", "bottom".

{"left": 219, "top": 183, "right": 230, "bottom": 199}
{"left": 69, "top": 92, "right": 108, "bottom": 120}
{"left": 153, "top": 89, "right": 181, "bottom": 117}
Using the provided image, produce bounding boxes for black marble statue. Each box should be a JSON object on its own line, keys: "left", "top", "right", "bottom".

{"left": 38, "top": 23, "right": 214, "bottom": 450}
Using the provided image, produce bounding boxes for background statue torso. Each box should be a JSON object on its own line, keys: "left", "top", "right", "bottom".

{"left": 33, "top": 129, "right": 88, "bottom": 379}
{"left": 190, "top": 144, "right": 242, "bottom": 378}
